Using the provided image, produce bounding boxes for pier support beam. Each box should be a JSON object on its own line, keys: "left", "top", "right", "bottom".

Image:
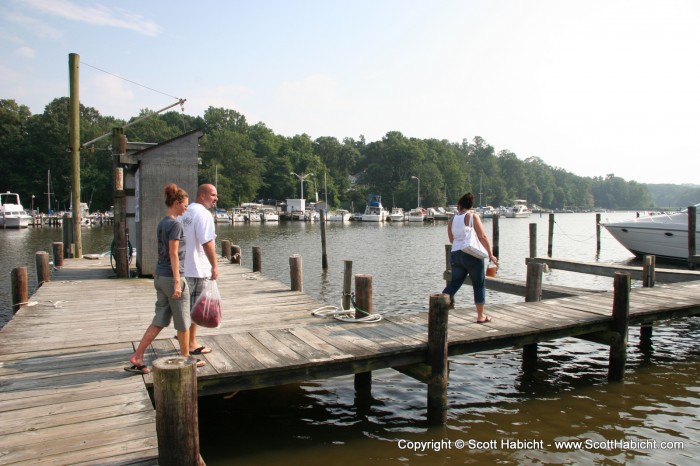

{"left": 354, "top": 274, "right": 373, "bottom": 393}
{"left": 522, "top": 262, "right": 544, "bottom": 369}
{"left": 153, "top": 356, "right": 204, "bottom": 466}
{"left": 608, "top": 272, "right": 630, "bottom": 381}
{"left": 640, "top": 255, "right": 655, "bottom": 348}
{"left": 342, "top": 260, "right": 352, "bottom": 310}
{"left": 427, "top": 293, "right": 450, "bottom": 426}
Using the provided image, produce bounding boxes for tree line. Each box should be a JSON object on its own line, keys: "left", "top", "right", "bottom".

{"left": 1, "top": 97, "right": 657, "bottom": 214}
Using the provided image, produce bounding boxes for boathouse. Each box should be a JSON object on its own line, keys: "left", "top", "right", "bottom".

{"left": 120, "top": 129, "right": 203, "bottom": 276}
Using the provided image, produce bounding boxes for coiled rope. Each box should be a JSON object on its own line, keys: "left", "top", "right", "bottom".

{"left": 311, "top": 292, "right": 382, "bottom": 323}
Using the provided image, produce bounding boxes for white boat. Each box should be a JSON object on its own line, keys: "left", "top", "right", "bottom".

{"left": 601, "top": 205, "right": 700, "bottom": 261}
{"left": 262, "top": 208, "right": 279, "bottom": 222}
{"left": 246, "top": 210, "right": 262, "bottom": 222}
{"left": 387, "top": 207, "right": 405, "bottom": 222}
{"left": 231, "top": 209, "right": 246, "bottom": 222}
{"left": 505, "top": 200, "right": 532, "bottom": 218}
{"left": 362, "top": 197, "right": 387, "bottom": 222}
{"left": 407, "top": 207, "right": 426, "bottom": 222}
{"left": 328, "top": 209, "right": 351, "bottom": 222}
{"left": 1, "top": 192, "right": 32, "bottom": 228}
{"left": 214, "top": 209, "right": 231, "bottom": 223}
{"left": 428, "top": 207, "right": 450, "bottom": 221}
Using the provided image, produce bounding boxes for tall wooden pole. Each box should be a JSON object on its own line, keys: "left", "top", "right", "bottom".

{"left": 112, "top": 128, "right": 128, "bottom": 278}
{"left": 69, "top": 53, "right": 82, "bottom": 258}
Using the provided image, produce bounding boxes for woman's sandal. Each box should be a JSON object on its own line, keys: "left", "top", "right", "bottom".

{"left": 476, "top": 315, "right": 492, "bottom": 324}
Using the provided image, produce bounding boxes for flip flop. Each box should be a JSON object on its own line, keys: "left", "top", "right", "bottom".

{"left": 190, "top": 346, "right": 212, "bottom": 355}
{"left": 124, "top": 364, "right": 150, "bottom": 374}
{"left": 195, "top": 358, "right": 206, "bottom": 368}
{"left": 476, "top": 316, "right": 492, "bottom": 324}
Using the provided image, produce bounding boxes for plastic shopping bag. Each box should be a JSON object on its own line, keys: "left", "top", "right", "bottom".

{"left": 191, "top": 280, "right": 223, "bottom": 328}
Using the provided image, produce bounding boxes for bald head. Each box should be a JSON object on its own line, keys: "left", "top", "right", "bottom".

{"left": 196, "top": 184, "right": 218, "bottom": 209}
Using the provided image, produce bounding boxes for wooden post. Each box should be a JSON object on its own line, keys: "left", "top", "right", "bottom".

{"left": 492, "top": 214, "right": 500, "bottom": 258}
{"left": 11, "top": 267, "right": 28, "bottom": 315}
{"left": 354, "top": 274, "right": 373, "bottom": 391}
{"left": 252, "top": 246, "right": 262, "bottom": 273}
{"left": 231, "top": 245, "right": 241, "bottom": 265}
{"left": 320, "top": 210, "right": 328, "bottom": 270}
{"left": 529, "top": 223, "right": 537, "bottom": 258}
{"left": 221, "top": 239, "right": 231, "bottom": 260}
{"left": 342, "top": 260, "right": 352, "bottom": 310}
{"left": 289, "top": 254, "right": 303, "bottom": 291}
{"left": 52, "top": 242, "right": 64, "bottom": 267}
{"left": 547, "top": 213, "right": 555, "bottom": 257}
{"left": 609, "top": 272, "right": 630, "bottom": 381}
{"left": 69, "top": 53, "right": 82, "bottom": 259}
{"left": 640, "top": 255, "right": 655, "bottom": 345}
{"left": 427, "top": 293, "right": 450, "bottom": 425}
{"left": 523, "top": 262, "right": 544, "bottom": 368}
{"left": 112, "top": 128, "right": 129, "bottom": 278}
{"left": 444, "top": 244, "right": 451, "bottom": 289}
{"left": 689, "top": 205, "right": 697, "bottom": 269}
{"left": 596, "top": 213, "right": 602, "bottom": 254}
{"left": 62, "top": 213, "right": 73, "bottom": 258}
{"left": 35, "top": 251, "right": 50, "bottom": 288}
{"left": 152, "top": 356, "right": 204, "bottom": 466}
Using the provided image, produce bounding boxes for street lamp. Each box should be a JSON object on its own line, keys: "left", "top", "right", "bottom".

{"left": 290, "top": 172, "right": 314, "bottom": 199}
{"left": 31, "top": 195, "right": 35, "bottom": 214}
{"left": 411, "top": 176, "right": 420, "bottom": 208}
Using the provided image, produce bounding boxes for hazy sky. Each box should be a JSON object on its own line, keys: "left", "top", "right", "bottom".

{"left": 2, "top": 0, "right": 698, "bottom": 185}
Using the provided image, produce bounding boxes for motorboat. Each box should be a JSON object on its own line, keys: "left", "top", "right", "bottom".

{"left": 477, "top": 205, "right": 496, "bottom": 218}
{"left": 601, "top": 205, "right": 700, "bottom": 261}
{"left": 0, "top": 192, "right": 32, "bottom": 228}
{"left": 428, "top": 207, "right": 450, "bottom": 221}
{"left": 214, "top": 209, "right": 231, "bottom": 223}
{"left": 505, "top": 200, "right": 532, "bottom": 218}
{"left": 387, "top": 207, "right": 405, "bottom": 222}
{"left": 231, "top": 209, "right": 246, "bottom": 222}
{"left": 407, "top": 208, "right": 426, "bottom": 222}
{"left": 327, "top": 209, "right": 351, "bottom": 222}
{"left": 362, "top": 196, "right": 387, "bottom": 222}
{"left": 261, "top": 208, "right": 279, "bottom": 222}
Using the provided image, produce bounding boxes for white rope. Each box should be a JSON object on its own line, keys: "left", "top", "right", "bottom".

{"left": 311, "top": 303, "right": 383, "bottom": 323}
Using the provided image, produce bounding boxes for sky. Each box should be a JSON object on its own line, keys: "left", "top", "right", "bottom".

{"left": 1, "top": 0, "right": 699, "bottom": 186}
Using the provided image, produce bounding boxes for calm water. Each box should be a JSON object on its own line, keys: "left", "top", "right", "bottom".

{"left": 1, "top": 213, "right": 699, "bottom": 464}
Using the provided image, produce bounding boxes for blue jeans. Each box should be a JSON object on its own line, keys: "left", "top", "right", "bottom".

{"left": 442, "top": 250, "right": 486, "bottom": 305}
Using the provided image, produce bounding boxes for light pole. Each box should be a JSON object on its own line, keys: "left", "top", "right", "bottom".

{"left": 31, "top": 195, "right": 35, "bottom": 214}
{"left": 411, "top": 176, "right": 420, "bottom": 208}
{"left": 290, "top": 172, "right": 314, "bottom": 199}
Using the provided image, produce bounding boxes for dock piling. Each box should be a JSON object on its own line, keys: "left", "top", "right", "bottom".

{"left": 35, "top": 251, "right": 50, "bottom": 287}
{"left": 153, "top": 356, "right": 204, "bottom": 466}
{"left": 52, "top": 242, "right": 64, "bottom": 267}
{"left": 231, "top": 245, "right": 241, "bottom": 264}
{"left": 427, "top": 293, "right": 450, "bottom": 425}
{"left": 354, "top": 274, "right": 373, "bottom": 392}
{"left": 492, "top": 214, "right": 500, "bottom": 258}
{"left": 290, "top": 254, "right": 303, "bottom": 291}
{"left": 252, "top": 246, "right": 262, "bottom": 272}
{"left": 11, "top": 267, "right": 28, "bottom": 315}
{"left": 320, "top": 210, "right": 328, "bottom": 269}
{"left": 342, "top": 260, "right": 352, "bottom": 310}
{"left": 596, "top": 213, "right": 602, "bottom": 254}
{"left": 547, "top": 213, "right": 555, "bottom": 257}
{"left": 608, "top": 272, "right": 630, "bottom": 381}
{"left": 221, "top": 239, "right": 231, "bottom": 260}
{"left": 523, "top": 262, "right": 545, "bottom": 368}
{"left": 640, "top": 255, "right": 656, "bottom": 346}
{"left": 529, "top": 223, "right": 537, "bottom": 258}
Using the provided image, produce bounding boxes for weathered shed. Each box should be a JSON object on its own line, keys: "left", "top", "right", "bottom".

{"left": 122, "top": 129, "right": 203, "bottom": 276}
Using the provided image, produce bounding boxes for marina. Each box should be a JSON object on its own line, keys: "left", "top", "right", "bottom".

{"left": 1, "top": 214, "right": 699, "bottom": 464}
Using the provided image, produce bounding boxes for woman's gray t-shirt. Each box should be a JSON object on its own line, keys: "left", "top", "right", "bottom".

{"left": 156, "top": 216, "right": 185, "bottom": 276}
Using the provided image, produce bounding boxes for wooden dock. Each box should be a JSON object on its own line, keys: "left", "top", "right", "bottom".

{"left": 2, "top": 257, "right": 700, "bottom": 464}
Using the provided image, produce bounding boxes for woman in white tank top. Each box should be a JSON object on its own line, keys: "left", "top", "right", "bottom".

{"left": 442, "top": 192, "right": 498, "bottom": 323}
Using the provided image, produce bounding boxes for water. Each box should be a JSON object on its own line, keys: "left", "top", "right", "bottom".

{"left": 2, "top": 213, "right": 698, "bottom": 464}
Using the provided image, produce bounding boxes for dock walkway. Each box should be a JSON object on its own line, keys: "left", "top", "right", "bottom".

{"left": 1, "top": 258, "right": 700, "bottom": 465}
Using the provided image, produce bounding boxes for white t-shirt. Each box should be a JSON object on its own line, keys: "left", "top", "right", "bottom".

{"left": 180, "top": 202, "right": 217, "bottom": 278}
